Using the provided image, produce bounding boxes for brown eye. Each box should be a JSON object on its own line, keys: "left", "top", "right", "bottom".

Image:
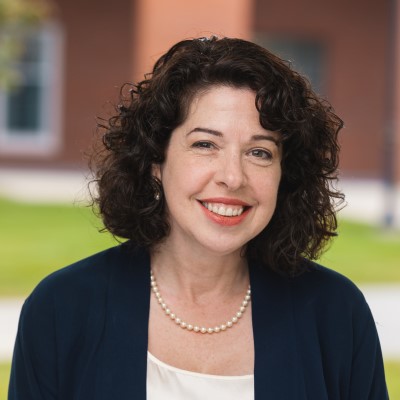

{"left": 192, "top": 141, "right": 215, "bottom": 149}
{"left": 250, "top": 149, "right": 272, "bottom": 160}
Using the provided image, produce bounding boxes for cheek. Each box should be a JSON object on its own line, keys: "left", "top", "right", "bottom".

{"left": 172, "top": 158, "right": 213, "bottom": 185}
{"left": 254, "top": 167, "right": 281, "bottom": 195}
{"left": 162, "top": 159, "right": 203, "bottom": 197}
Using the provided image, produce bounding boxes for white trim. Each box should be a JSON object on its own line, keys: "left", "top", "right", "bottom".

{"left": 147, "top": 352, "right": 254, "bottom": 380}
{"left": 0, "top": 22, "right": 64, "bottom": 157}
{"left": 338, "top": 178, "right": 400, "bottom": 227}
{"left": 0, "top": 167, "right": 90, "bottom": 204}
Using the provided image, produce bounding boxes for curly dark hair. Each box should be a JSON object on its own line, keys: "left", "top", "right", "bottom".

{"left": 91, "top": 36, "right": 344, "bottom": 276}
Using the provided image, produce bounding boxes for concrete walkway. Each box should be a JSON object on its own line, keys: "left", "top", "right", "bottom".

{"left": 0, "top": 298, "right": 22, "bottom": 363}
{"left": 1, "top": 285, "right": 399, "bottom": 364}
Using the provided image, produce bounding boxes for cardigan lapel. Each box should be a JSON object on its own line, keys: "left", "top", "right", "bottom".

{"left": 250, "top": 262, "right": 304, "bottom": 399}
{"left": 93, "top": 246, "right": 304, "bottom": 399}
{"left": 97, "top": 244, "right": 150, "bottom": 400}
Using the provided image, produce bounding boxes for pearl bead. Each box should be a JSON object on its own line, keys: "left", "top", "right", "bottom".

{"left": 150, "top": 269, "right": 251, "bottom": 335}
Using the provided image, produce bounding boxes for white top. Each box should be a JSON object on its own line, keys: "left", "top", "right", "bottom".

{"left": 147, "top": 352, "right": 254, "bottom": 400}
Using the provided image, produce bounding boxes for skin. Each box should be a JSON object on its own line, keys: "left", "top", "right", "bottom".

{"left": 149, "top": 85, "right": 282, "bottom": 375}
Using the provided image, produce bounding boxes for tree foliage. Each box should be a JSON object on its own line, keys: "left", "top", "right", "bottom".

{"left": 0, "top": 0, "right": 51, "bottom": 89}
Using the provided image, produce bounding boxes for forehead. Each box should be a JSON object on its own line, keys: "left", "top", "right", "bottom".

{"left": 185, "top": 85, "right": 258, "bottom": 120}
{"left": 179, "top": 85, "right": 281, "bottom": 144}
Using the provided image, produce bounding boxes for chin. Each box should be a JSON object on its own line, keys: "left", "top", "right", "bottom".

{"left": 198, "top": 238, "right": 248, "bottom": 257}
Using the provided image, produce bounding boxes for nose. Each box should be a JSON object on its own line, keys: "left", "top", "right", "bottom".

{"left": 214, "top": 152, "right": 247, "bottom": 191}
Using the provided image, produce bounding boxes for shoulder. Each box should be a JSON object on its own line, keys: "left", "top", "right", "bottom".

{"left": 288, "top": 260, "right": 375, "bottom": 332}
{"left": 291, "top": 260, "right": 366, "bottom": 304}
{"left": 254, "top": 259, "right": 366, "bottom": 306}
{"left": 29, "top": 244, "right": 124, "bottom": 298}
{"left": 18, "top": 242, "right": 149, "bottom": 354}
{"left": 251, "top": 259, "right": 373, "bottom": 330}
{"left": 23, "top": 242, "right": 146, "bottom": 314}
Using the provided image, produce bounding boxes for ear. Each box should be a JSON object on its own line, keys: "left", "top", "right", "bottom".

{"left": 152, "top": 163, "right": 162, "bottom": 181}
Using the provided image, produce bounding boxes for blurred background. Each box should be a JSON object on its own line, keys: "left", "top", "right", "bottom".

{"left": 0, "top": 0, "right": 399, "bottom": 397}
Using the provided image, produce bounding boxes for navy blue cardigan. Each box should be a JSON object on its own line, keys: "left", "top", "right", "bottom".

{"left": 9, "top": 243, "right": 388, "bottom": 399}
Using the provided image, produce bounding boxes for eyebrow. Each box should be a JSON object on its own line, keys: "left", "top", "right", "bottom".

{"left": 187, "top": 127, "right": 280, "bottom": 146}
{"left": 187, "top": 127, "right": 223, "bottom": 137}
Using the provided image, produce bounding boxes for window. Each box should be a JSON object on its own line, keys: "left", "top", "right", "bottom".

{"left": 255, "top": 36, "right": 326, "bottom": 95}
{"left": 0, "top": 23, "right": 64, "bottom": 156}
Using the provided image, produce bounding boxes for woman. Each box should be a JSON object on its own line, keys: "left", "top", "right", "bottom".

{"left": 9, "top": 37, "right": 388, "bottom": 399}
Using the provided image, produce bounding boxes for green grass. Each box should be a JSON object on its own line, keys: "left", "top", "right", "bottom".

{"left": 385, "top": 360, "right": 400, "bottom": 399}
{"left": 0, "top": 198, "right": 399, "bottom": 298}
{"left": 1, "top": 360, "right": 399, "bottom": 398}
{"left": 0, "top": 363, "right": 10, "bottom": 399}
{"left": 0, "top": 198, "right": 116, "bottom": 297}
{"left": 319, "top": 219, "right": 400, "bottom": 283}
{"left": 0, "top": 199, "right": 399, "bottom": 395}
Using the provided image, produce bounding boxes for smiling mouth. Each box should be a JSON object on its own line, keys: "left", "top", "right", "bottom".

{"left": 201, "top": 202, "right": 250, "bottom": 217}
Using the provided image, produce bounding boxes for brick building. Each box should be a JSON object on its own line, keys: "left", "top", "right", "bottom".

{"left": 0, "top": 0, "right": 398, "bottom": 185}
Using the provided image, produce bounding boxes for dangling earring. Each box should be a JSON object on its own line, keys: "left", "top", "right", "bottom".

{"left": 152, "top": 177, "right": 162, "bottom": 202}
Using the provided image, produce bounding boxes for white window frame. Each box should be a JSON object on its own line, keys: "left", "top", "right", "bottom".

{"left": 0, "top": 22, "right": 64, "bottom": 157}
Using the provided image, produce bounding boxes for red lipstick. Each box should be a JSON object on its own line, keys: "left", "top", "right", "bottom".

{"left": 198, "top": 197, "right": 250, "bottom": 206}
{"left": 198, "top": 199, "right": 251, "bottom": 226}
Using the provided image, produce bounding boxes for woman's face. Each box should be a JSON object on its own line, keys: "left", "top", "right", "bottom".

{"left": 153, "top": 85, "right": 282, "bottom": 256}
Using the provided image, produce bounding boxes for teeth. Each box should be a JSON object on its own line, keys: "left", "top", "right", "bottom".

{"left": 202, "top": 202, "right": 245, "bottom": 217}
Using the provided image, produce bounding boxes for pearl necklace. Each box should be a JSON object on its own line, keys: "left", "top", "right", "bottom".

{"left": 150, "top": 270, "right": 251, "bottom": 334}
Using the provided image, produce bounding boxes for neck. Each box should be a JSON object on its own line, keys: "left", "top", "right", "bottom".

{"left": 150, "top": 241, "right": 249, "bottom": 304}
